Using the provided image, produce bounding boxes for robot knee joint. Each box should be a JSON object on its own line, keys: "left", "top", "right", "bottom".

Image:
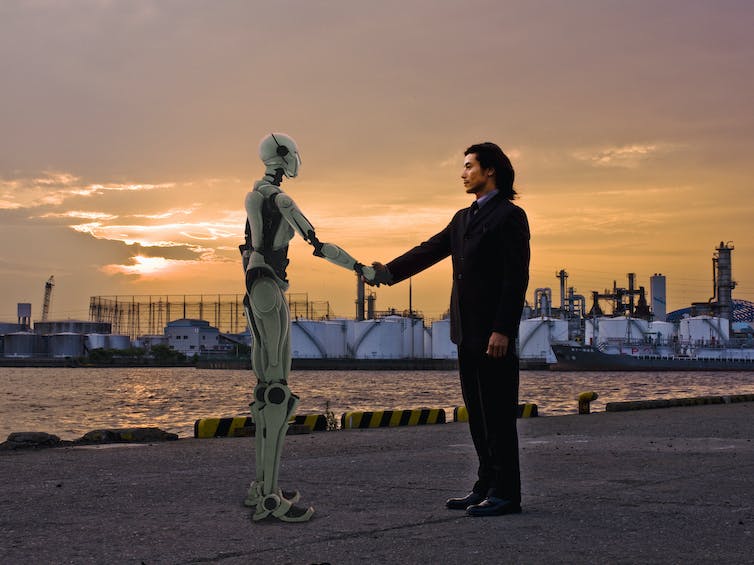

{"left": 266, "top": 384, "right": 287, "bottom": 405}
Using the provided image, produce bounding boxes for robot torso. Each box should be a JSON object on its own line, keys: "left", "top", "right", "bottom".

{"left": 243, "top": 180, "right": 295, "bottom": 288}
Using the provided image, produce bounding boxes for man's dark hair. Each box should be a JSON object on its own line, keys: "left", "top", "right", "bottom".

{"left": 464, "top": 142, "right": 516, "bottom": 199}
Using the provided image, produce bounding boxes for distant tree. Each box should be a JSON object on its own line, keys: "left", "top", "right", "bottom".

{"left": 87, "top": 348, "right": 114, "bottom": 363}
{"left": 117, "top": 347, "right": 146, "bottom": 359}
{"left": 150, "top": 344, "right": 187, "bottom": 364}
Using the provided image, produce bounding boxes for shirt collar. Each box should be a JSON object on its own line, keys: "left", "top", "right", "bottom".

{"left": 475, "top": 188, "right": 499, "bottom": 208}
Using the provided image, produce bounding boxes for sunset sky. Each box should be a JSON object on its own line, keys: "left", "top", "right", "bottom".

{"left": 2, "top": 1, "right": 753, "bottom": 324}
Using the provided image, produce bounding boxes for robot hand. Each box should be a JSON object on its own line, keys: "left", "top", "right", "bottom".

{"left": 368, "top": 262, "right": 394, "bottom": 286}
{"left": 353, "top": 262, "right": 378, "bottom": 286}
{"left": 360, "top": 265, "right": 377, "bottom": 284}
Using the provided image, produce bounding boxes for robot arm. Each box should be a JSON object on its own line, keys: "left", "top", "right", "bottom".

{"left": 275, "top": 193, "right": 377, "bottom": 281}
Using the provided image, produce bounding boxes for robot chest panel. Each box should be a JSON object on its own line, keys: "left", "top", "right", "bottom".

{"left": 271, "top": 223, "right": 295, "bottom": 249}
{"left": 256, "top": 193, "right": 291, "bottom": 249}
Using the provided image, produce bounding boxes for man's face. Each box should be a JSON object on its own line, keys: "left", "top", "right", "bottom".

{"left": 461, "top": 153, "right": 493, "bottom": 195}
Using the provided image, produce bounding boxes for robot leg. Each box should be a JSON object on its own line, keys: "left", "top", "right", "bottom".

{"left": 243, "top": 276, "right": 287, "bottom": 502}
{"left": 243, "top": 381, "right": 301, "bottom": 509}
{"left": 242, "top": 277, "right": 313, "bottom": 522}
{"left": 251, "top": 383, "right": 313, "bottom": 522}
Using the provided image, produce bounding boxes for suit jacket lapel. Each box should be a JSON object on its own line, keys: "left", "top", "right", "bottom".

{"left": 465, "top": 192, "right": 503, "bottom": 234}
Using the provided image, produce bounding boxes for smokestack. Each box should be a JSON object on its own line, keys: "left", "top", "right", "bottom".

{"left": 650, "top": 274, "right": 667, "bottom": 322}
{"left": 556, "top": 269, "right": 568, "bottom": 318}
{"left": 715, "top": 242, "right": 736, "bottom": 328}
{"left": 627, "top": 273, "right": 636, "bottom": 316}
{"left": 355, "top": 274, "right": 365, "bottom": 321}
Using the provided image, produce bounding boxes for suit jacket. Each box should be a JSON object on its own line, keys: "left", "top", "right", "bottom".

{"left": 386, "top": 194, "right": 530, "bottom": 348}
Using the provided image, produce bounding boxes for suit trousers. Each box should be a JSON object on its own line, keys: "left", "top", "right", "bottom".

{"left": 458, "top": 342, "right": 521, "bottom": 503}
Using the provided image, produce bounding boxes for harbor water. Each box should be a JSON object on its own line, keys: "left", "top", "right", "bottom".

{"left": 2, "top": 367, "right": 754, "bottom": 440}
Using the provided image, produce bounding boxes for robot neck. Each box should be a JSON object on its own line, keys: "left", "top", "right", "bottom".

{"left": 264, "top": 168, "right": 284, "bottom": 186}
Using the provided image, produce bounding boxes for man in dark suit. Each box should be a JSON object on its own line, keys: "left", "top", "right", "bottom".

{"left": 372, "top": 142, "right": 530, "bottom": 516}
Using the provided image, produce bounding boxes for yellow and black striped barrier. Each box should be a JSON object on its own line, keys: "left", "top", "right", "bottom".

{"left": 453, "top": 403, "right": 538, "bottom": 422}
{"left": 194, "top": 413, "right": 328, "bottom": 438}
{"left": 294, "top": 413, "right": 328, "bottom": 432}
{"left": 341, "top": 408, "right": 446, "bottom": 429}
{"left": 194, "top": 416, "right": 252, "bottom": 438}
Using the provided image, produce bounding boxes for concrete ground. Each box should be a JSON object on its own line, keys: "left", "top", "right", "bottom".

{"left": 1, "top": 402, "right": 752, "bottom": 564}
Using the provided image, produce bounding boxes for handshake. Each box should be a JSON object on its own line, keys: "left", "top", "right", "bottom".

{"left": 357, "top": 262, "right": 394, "bottom": 287}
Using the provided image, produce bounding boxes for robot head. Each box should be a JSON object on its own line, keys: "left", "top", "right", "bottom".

{"left": 259, "top": 133, "right": 301, "bottom": 178}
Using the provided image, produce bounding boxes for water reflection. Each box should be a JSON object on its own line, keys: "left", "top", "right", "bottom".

{"left": 1, "top": 367, "right": 752, "bottom": 439}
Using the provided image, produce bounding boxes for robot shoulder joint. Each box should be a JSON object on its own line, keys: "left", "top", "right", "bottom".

{"left": 275, "top": 193, "right": 295, "bottom": 209}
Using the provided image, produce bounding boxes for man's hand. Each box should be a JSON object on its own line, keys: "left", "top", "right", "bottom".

{"left": 486, "top": 332, "right": 509, "bottom": 358}
{"left": 369, "top": 262, "right": 394, "bottom": 286}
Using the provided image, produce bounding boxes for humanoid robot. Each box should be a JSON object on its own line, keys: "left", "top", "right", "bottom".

{"left": 240, "top": 133, "right": 377, "bottom": 522}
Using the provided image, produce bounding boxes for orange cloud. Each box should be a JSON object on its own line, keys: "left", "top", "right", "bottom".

{"left": 37, "top": 210, "right": 119, "bottom": 220}
{"left": 102, "top": 255, "right": 188, "bottom": 278}
{"left": 573, "top": 143, "right": 677, "bottom": 168}
{"left": 0, "top": 172, "right": 172, "bottom": 210}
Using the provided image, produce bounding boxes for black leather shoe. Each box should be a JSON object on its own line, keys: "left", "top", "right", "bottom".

{"left": 466, "top": 496, "right": 522, "bottom": 517}
{"left": 446, "top": 491, "right": 485, "bottom": 510}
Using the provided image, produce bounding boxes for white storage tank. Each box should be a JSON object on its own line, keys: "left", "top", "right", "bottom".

{"left": 430, "top": 319, "right": 455, "bottom": 360}
{"left": 518, "top": 317, "right": 568, "bottom": 363}
{"left": 321, "top": 320, "right": 348, "bottom": 357}
{"left": 424, "top": 324, "right": 434, "bottom": 358}
{"left": 107, "top": 334, "right": 132, "bottom": 350}
{"left": 648, "top": 321, "right": 676, "bottom": 344}
{"left": 3, "top": 332, "right": 37, "bottom": 357}
{"left": 291, "top": 321, "right": 319, "bottom": 358}
{"left": 596, "top": 317, "right": 649, "bottom": 344}
{"left": 86, "top": 333, "right": 108, "bottom": 350}
{"left": 679, "top": 316, "right": 729, "bottom": 344}
{"left": 402, "top": 317, "right": 426, "bottom": 358}
{"left": 291, "top": 320, "right": 347, "bottom": 359}
{"left": 49, "top": 333, "right": 84, "bottom": 358}
{"left": 348, "top": 318, "right": 402, "bottom": 359}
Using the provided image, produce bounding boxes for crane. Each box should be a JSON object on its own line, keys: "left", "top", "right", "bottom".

{"left": 41, "top": 275, "right": 55, "bottom": 321}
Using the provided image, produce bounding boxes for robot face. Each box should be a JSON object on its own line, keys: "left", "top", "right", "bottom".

{"left": 259, "top": 133, "right": 302, "bottom": 178}
{"left": 281, "top": 146, "right": 302, "bottom": 178}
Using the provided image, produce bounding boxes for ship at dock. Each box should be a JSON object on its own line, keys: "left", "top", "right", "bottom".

{"left": 552, "top": 341, "right": 754, "bottom": 372}
{"left": 538, "top": 242, "right": 754, "bottom": 371}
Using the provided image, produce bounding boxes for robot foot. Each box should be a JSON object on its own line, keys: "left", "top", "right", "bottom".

{"left": 276, "top": 503, "right": 315, "bottom": 523}
{"left": 244, "top": 482, "right": 300, "bottom": 508}
{"left": 251, "top": 492, "right": 314, "bottom": 523}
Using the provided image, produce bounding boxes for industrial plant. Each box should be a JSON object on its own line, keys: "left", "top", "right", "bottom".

{"left": 521, "top": 242, "right": 754, "bottom": 370}
{"left": 2, "top": 242, "right": 753, "bottom": 368}
{"left": 0, "top": 277, "right": 455, "bottom": 363}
